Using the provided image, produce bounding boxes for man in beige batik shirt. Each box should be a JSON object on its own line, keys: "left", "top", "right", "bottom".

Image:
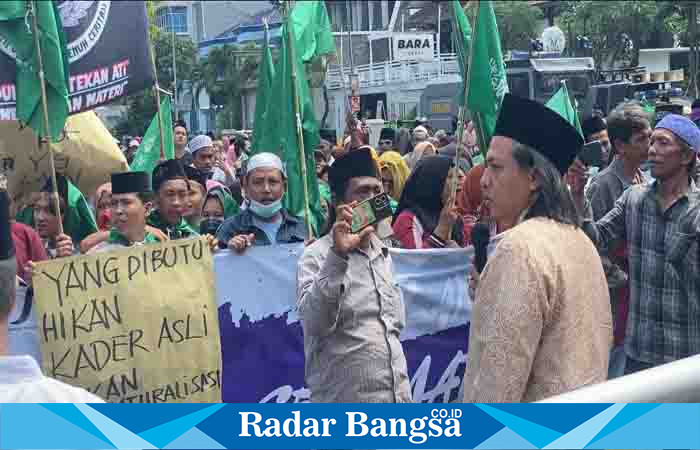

{"left": 464, "top": 94, "right": 612, "bottom": 403}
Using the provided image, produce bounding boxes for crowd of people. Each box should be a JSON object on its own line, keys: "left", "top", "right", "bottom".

{"left": 0, "top": 92, "right": 699, "bottom": 404}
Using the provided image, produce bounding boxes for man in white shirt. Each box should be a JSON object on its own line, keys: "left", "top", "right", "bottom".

{"left": 0, "top": 182, "right": 102, "bottom": 403}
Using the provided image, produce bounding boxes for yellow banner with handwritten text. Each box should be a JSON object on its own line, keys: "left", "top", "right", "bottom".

{"left": 32, "top": 237, "right": 221, "bottom": 403}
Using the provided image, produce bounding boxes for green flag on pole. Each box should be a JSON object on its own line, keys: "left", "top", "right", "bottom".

{"left": 546, "top": 82, "right": 584, "bottom": 138}
{"left": 452, "top": 0, "right": 471, "bottom": 106}
{"left": 467, "top": 0, "right": 508, "bottom": 154}
{"left": 0, "top": 1, "right": 70, "bottom": 141}
{"left": 252, "top": 1, "right": 335, "bottom": 235}
{"left": 251, "top": 22, "right": 276, "bottom": 153}
{"left": 130, "top": 96, "right": 174, "bottom": 174}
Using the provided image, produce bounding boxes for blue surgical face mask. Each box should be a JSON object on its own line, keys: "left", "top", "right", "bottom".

{"left": 248, "top": 198, "right": 282, "bottom": 218}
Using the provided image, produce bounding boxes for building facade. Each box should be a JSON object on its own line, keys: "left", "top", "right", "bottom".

{"left": 155, "top": 0, "right": 273, "bottom": 132}
{"left": 232, "top": 1, "right": 464, "bottom": 134}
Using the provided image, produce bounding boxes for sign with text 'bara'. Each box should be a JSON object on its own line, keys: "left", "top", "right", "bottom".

{"left": 393, "top": 34, "right": 435, "bottom": 62}
{"left": 32, "top": 237, "right": 221, "bottom": 403}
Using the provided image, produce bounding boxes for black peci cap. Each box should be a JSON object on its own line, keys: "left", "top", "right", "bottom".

{"left": 493, "top": 93, "right": 584, "bottom": 174}
{"left": 112, "top": 171, "right": 152, "bottom": 194}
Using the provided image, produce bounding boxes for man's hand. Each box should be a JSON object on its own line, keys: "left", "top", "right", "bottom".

{"left": 215, "top": 157, "right": 233, "bottom": 178}
{"left": 55, "top": 233, "right": 74, "bottom": 258}
{"left": 228, "top": 233, "right": 255, "bottom": 254}
{"left": 434, "top": 189, "right": 459, "bottom": 241}
{"left": 345, "top": 111, "right": 365, "bottom": 150}
{"left": 146, "top": 226, "right": 168, "bottom": 242}
{"left": 205, "top": 234, "right": 219, "bottom": 252}
{"left": 331, "top": 204, "right": 374, "bottom": 258}
{"left": 567, "top": 158, "right": 589, "bottom": 210}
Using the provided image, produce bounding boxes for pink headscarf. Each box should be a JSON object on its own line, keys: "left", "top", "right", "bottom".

{"left": 206, "top": 179, "right": 225, "bottom": 191}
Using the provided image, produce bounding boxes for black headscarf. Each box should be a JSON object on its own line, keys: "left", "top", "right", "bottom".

{"left": 393, "top": 156, "right": 464, "bottom": 244}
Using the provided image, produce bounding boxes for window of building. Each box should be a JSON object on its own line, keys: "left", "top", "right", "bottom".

{"left": 361, "top": 2, "right": 369, "bottom": 31}
{"left": 372, "top": 1, "right": 382, "bottom": 30}
{"left": 156, "top": 6, "right": 188, "bottom": 34}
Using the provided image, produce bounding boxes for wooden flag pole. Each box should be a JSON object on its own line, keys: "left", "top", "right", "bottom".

{"left": 451, "top": 0, "right": 480, "bottom": 204}
{"left": 285, "top": 1, "right": 314, "bottom": 239}
{"left": 29, "top": 0, "right": 64, "bottom": 236}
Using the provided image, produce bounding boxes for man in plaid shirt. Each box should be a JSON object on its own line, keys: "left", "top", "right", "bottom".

{"left": 571, "top": 114, "right": 700, "bottom": 375}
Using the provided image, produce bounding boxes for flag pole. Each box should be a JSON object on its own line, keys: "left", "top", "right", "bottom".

{"left": 285, "top": 1, "right": 314, "bottom": 239}
{"left": 451, "top": 0, "right": 480, "bottom": 203}
{"left": 149, "top": 39, "right": 166, "bottom": 159}
{"left": 29, "top": 0, "right": 64, "bottom": 236}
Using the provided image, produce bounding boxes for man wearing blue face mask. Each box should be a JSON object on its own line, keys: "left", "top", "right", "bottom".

{"left": 216, "top": 152, "right": 307, "bottom": 253}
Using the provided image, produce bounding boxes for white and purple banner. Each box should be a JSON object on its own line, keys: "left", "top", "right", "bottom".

{"left": 10, "top": 244, "right": 474, "bottom": 403}
{"left": 214, "top": 244, "right": 473, "bottom": 403}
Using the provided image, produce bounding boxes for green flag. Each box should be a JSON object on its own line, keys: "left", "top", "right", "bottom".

{"left": 252, "top": 1, "right": 335, "bottom": 235}
{"left": 452, "top": 0, "right": 471, "bottom": 106}
{"left": 251, "top": 23, "right": 276, "bottom": 152}
{"left": 0, "top": 1, "right": 69, "bottom": 141}
{"left": 467, "top": 0, "right": 507, "bottom": 153}
{"left": 130, "top": 96, "right": 174, "bottom": 174}
{"left": 546, "top": 83, "right": 583, "bottom": 138}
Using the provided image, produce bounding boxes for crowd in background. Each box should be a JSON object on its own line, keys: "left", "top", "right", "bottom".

{"left": 1, "top": 93, "right": 700, "bottom": 404}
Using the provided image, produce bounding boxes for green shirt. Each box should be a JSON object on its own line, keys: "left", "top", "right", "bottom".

{"left": 146, "top": 210, "right": 198, "bottom": 240}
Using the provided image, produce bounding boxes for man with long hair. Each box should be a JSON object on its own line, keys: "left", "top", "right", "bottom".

{"left": 464, "top": 94, "right": 612, "bottom": 403}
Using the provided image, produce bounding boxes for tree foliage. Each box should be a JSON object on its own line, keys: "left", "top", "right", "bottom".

{"left": 492, "top": 1, "right": 544, "bottom": 53}
{"left": 558, "top": 1, "right": 687, "bottom": 69}
{"left": 115, "top": 1, "right": 198, "bottom": 137}
{"left": 195, "top": 44, "right": 261, "bottom": 130}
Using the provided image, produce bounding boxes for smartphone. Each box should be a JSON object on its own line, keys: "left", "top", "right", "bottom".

{"left": 351, "top": 193, "right": 393, "bottom": 233}
{"left": 579, "top": 140, "right": 603, "bottom": 167}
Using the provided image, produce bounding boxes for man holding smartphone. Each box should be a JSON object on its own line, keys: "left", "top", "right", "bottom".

{"left": 297, "top": 148, "right": 411, "bottom": 403}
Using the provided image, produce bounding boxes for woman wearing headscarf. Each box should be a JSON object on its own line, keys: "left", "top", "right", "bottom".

{"left": 378, "top": 151, "right": 410, "bottom": 212}
{"left": 392, "top": 156, "right": 464, "bottom": 249}
{"left": 456, "top": 164, "right": 497, "bottom": 246}
{"left": 93, "top": 182, "right": 112, "bottom": 231}
{"left": 199, "top": 185, "right": 240, "bottom": 236}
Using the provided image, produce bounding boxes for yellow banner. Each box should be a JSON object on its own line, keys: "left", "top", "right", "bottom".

{"left": 0, "top": 111, "right": 128, "bottom": 207}
{"left": 32, "top": 238, "right": 222, "bottom": 403}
